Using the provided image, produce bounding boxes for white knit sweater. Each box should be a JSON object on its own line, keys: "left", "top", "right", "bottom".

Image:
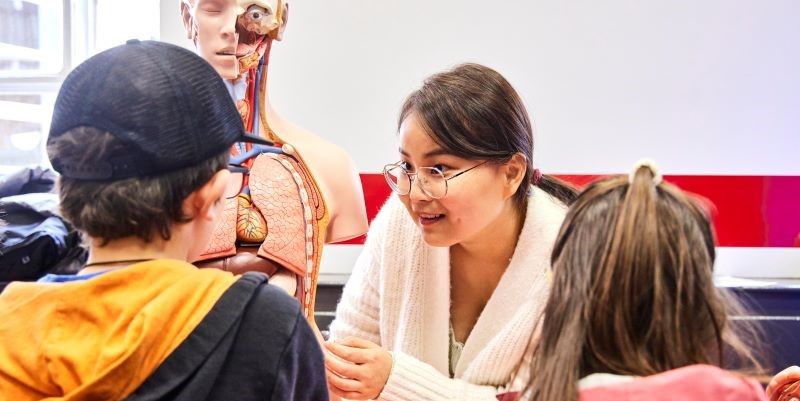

{"left": 330, "top": 187, "right": 567, "bottom": 400}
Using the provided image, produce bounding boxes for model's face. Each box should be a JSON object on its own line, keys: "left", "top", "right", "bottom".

{"left": 234, "top": 0, "right": 281, "bottom": 60}
{"left": 183, "top": 0, "right": 284, "bottom": 79}
{"left": 396, "top": 113, "right": 511, "bottom": 248}
{"left": 186, "top": 0, "right": 240, "bottom": 79}
{"left": 236, "top": 0, "right": 281, "bottom": 34}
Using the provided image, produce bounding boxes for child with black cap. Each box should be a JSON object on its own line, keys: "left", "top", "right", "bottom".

{"left": 0, "top": 40, "right": 328, "bottom": 401}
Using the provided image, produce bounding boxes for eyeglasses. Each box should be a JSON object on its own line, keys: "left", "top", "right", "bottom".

{"left": 223, "top": 165, "right": 248, "bottom": 199}
{"left": 383, "top": 161, "right": 488, "bottom": 199}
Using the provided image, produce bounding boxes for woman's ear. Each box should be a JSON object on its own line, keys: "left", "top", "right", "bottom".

{"left": 183, "top": 169, "right": 230, "bottom": 221}
{"left": 502, "top": 153, "right": 527, "bottom": 199}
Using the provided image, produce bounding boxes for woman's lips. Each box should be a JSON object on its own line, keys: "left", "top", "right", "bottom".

{"left": 418, "top": 213, "right": 444, "bottom": 226}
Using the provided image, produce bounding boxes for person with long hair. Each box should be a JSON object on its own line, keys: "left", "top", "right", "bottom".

{"left": 523, "top": 161, "right": 766, "bottom": 401}
{"left": 323, "top": 63, "right": 577, "bottom": 400}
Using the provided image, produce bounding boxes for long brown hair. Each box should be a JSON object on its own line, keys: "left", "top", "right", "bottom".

{"left": 524, "top": 164, "right": 763, "bottom": 401}
{"left": 399, "top": 63, "right": 577, "bottom": 209}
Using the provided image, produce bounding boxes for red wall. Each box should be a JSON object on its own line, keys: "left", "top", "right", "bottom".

{"left": 341, "top": 174, "right": 800, "bottom": 248}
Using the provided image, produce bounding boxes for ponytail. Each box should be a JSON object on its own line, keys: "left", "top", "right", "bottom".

{"left": 533, "top": 173, "right": 578, "bottom": 205}
{"left": 524, "top": 160, "right": 765, "bottom": 401}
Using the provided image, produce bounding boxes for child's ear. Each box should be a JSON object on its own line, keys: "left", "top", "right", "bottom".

{"left": 184, "top": 169, "right": 230, "bottom": 221}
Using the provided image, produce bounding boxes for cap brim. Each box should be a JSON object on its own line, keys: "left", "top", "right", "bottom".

{"left": 240, "top": 132, "right": 274, "bottom": 146}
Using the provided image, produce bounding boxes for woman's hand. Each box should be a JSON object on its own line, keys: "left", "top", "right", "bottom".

{"left": 324, "top": 337, "right": 393, "bottom": 400}
{"left": 767, "top": 366, "right": 800, "bottom": 401}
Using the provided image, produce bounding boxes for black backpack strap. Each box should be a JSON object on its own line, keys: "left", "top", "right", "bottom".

{"left": 124, "top": 272, "right": 269, "bottom": 401}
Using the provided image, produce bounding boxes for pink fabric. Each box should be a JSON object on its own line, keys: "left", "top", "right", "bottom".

{"left": 496, "top": 392, "right": 519, "bottom": 401}
{"left": 580, "top": 365, "right": 766, "bottom": 401}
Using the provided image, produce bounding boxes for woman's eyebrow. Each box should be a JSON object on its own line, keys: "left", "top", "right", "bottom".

{"left": 398, "top": 148, "right": 453, "bottom": 158}
{"left": 423, "top": 149, "right": 454, "bottom": 158}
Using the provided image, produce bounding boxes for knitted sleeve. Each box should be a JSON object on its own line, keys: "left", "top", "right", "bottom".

{"left": 330, "top": 198, "right": 523, "bottom": 401}
{"left": 379, "top": 352, "right": 503, "bottom": 401}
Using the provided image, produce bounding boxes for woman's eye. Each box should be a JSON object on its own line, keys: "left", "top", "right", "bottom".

{"left": 399, "top": 161, "right": 413, "bottom": 171}
{"left": 431, "top": 164, "right": 448, "bottom": 174}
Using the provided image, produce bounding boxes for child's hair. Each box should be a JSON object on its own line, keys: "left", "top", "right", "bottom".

{"left": 49, "top": 126, "right": 228, "bottom": 245}
{"left": 399, "top": 63, "right": 577, "bottom": 209}
{"left": 524, "top": 163, "right": 763, "bottom": 401}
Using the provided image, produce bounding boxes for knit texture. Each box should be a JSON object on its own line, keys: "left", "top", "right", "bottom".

{"left": 330, "top": 187, "right": 567, "bottom": 400}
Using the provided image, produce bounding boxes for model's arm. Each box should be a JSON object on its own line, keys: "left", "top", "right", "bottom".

{"left": 322, "top": 151, "right": 369, "bottom": 244}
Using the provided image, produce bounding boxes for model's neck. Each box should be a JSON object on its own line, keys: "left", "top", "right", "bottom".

{"left": 254, "top": 39, "right": 280, "bottom": 123}
{"left": 229, "top": 39, "right": 284, "bottom": 135}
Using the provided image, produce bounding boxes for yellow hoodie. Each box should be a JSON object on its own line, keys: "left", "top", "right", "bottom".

{"left": 0, "top": 260, "right": 238, "bottom": 401}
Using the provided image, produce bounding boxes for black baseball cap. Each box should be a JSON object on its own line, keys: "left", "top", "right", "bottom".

{"left": 47, "top": 39, "right": 271, "bottom": 181}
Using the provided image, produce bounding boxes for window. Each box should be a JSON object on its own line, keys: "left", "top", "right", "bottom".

{"left": 0, "top": 92, "right": 54, "bottom": 167}
{"left": 0, "top": 0, "right": 65, "bottom": 77}
{"left": 0, "top": 0, "right": 160, "bottom": 173}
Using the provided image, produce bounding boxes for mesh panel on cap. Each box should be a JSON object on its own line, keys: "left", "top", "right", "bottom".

{"left": 48, "top": 41, "right": 247, "bottom": 180}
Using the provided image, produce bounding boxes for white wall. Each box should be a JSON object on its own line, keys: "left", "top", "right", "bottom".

{"left": 162, "top": 0, "right": 800, "bottom": 175}
{"left": 159, "top": 1, "right": 800, "bottom": 280}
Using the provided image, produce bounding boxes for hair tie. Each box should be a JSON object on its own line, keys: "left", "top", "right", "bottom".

{"left": 629, "top": 159, "right": 663, "bottom": 185}
{"left": 532, "top": 168, "right": 543, "bottom": 186}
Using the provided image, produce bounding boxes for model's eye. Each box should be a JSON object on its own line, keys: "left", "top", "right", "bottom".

{"left": 246, "top": 4, "right": 271, "bottom": 21}
{"left": 200, "top": 0, "right": 225, "bottom": 13}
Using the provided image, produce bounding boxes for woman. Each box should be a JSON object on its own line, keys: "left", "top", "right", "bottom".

{"left": 524, "top": 161, "right": 766, "bottom": 401}
{"left": 324, "top": 63, "right": 576, "bottom": 400}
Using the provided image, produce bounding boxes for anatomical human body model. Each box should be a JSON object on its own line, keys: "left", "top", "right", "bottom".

{"left": 180, "top": 0, "right": 368, "bottom": 322}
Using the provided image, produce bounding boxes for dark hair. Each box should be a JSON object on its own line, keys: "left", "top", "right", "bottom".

{"left": 49, "top": 127, "right": 228, "bottom": 245}
{"left": 398, "top": 63, "right": 577, "bottom": 210}
{"left": 524, "top": 166, "right": 764, "bottom": 401}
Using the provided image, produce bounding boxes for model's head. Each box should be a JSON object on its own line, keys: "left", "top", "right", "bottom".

{"left": 388, "top": 63, "right": 575, "bottom": 247}
{"left": 525, "top": 161, "right": 762, "bottom": 401}
{"left": 181, "top": 0, "right": 288, "bottom": 79}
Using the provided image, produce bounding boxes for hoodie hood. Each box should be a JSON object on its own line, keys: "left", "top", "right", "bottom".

{"left": 0, "top": 260, "right": 237, "bottom": 401}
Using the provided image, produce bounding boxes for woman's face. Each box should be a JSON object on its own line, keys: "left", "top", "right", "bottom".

{"left": 397, "top": 113, "right": 518, "bottom": 247}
